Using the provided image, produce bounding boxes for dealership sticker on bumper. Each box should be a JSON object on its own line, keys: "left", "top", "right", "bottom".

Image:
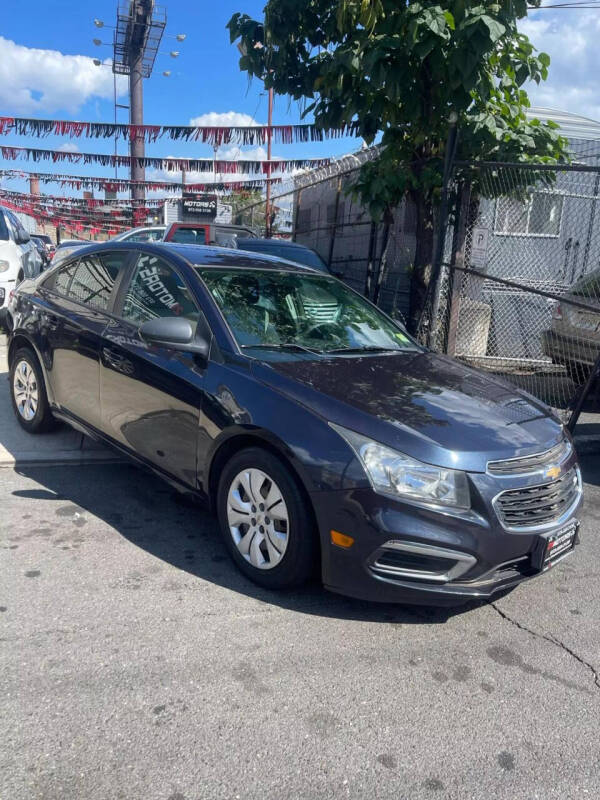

{"left": 542, "top": 521, "right": 579, "bottom": 570}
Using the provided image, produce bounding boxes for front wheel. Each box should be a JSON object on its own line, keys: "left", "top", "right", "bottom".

{"left": 216, "top": 447, "right": 317, "bottom": 589}
{"left": 10, "top": 347, "right": 56, "bottom": 433}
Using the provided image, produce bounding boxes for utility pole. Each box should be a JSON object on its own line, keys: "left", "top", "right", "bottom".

{"left": 111, "top": 0, "right": 166, "bottom": 218}
{"left": 265, "top": 87, "right": 273, "bottom": 238}
{"left": 129, "top": 0, "right": 150, "bottom": 207}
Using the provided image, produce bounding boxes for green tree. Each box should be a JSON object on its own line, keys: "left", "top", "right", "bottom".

{"left": 227, "top": 0, "right": 568, "bottom": 331}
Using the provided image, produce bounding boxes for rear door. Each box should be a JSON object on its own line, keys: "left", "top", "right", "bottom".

{"left": 39, "top": 250, "right": 131, "bottom": 429}
{"left": 99, "top": 251, "right": 207, "bottom": 487}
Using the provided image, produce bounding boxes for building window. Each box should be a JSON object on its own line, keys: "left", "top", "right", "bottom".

{"left": 494, "top": 193, "right": 563, "bottom": 237}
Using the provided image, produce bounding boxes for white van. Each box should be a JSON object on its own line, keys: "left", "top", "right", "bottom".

{"left": 0, "top": 206, "right": 41, "bottom": 330}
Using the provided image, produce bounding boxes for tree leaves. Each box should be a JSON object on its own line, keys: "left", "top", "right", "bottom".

{"left": 228, "top": 0, "right": 568, "bottom": 221}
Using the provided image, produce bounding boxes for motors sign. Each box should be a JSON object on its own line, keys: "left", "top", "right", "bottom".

{"left": 182, "top": 193, "right": 217, "bottom": 218}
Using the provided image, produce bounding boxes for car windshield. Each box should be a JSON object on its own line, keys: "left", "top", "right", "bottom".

{"left": 198, "top": 268, "right": 417, "bottom": 354}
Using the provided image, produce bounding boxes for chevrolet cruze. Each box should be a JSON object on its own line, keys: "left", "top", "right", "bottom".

{"left": 7, "top": 242, "right": 583, "bottom": 604}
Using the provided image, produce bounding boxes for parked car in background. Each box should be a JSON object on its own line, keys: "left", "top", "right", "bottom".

{"left": 51, "top": 239, "right": 89, "bottom": 268}
{"left": 31, "top": 233, "right": 55, "bottom": 261}
{"left": 237, "top": 238, "right": 332, "bottom": 273}
{"left": 163, "top": 222, "right": 256, "bottom": 248}
{"left": 7, "top": 242, "right": 582, "bottom": 605}
{"left": 0, "top": 205, "right": 41, "bottom": 330}
{"left": 31, "top": 235, "right": 50, "bottom": 269}
{"left": 542, "top": 266, "right": 600, "bottom": 384}
{"left": 111, "top": 226, "right": 166, "bottom": 243}
{"left": 111, "top": 222, "right": 257, "bottom": 249}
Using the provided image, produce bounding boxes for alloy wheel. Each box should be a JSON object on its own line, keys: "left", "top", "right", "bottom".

{"left": 13, "top": 360, "right": 39, "bottom": 422}
{"left": 226, "top": 468, "right": 289, "bottom": 569}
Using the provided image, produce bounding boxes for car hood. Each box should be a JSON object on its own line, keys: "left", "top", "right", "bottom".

{"left": 250, "top": 351, "right": 565, "bottom": 473}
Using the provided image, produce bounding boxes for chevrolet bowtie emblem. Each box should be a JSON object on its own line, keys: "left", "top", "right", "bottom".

{"left": 545, "top": 465, "right": 561, "bottom": 479}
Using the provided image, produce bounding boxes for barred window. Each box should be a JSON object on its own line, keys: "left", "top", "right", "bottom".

{"left": 495, "top": 193, "right": 563, "bottom": 237}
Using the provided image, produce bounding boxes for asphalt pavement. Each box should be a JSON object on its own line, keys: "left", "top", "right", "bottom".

{"left": 1, "top": 455, "right": 599, "bottom": 800}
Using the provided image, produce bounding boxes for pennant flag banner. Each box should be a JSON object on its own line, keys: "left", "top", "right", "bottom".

{"left": 0, "top": 188, "right": 166, "bottom": 208}
{"left": 0, "top": 169, "right": 281, "bottom": 193}
{"left": 0, "top": 145, "right": 330, "bottom": 174}
{"left": 0, "top": 116, "right": 359, "bottom": 146}
{"left": 0, "top": 197, "right": 127, "bottom": 235}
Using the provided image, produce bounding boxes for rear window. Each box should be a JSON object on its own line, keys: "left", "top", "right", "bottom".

{"left": 572, "top": 269, "right": 600, "bottom": 299}
{"left": 169, "top": 226, "right": 208, "bottom": 245}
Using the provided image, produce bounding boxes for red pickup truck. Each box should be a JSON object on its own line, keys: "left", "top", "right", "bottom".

{"left": 163, "top": 222, "right": 256, "bottom": 248}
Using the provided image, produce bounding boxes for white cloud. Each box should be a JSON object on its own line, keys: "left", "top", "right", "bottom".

{"left": 189, "top": 111, "right": 259, "bottom": 127}
{"left": 519, "top": 11, "right": 600, "bottom": 122}
{"left": 57, "top": 142, "right": 80, "bottom": 153}
{"left": 0, "top": 37, "right": 127, "bottom": 115}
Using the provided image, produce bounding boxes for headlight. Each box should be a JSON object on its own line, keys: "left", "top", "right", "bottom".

{"left": 0, "top": 260, "right": 10, "bottom": 273}
{"left": 331, "top": 424, "right": 470, "bottom": 509}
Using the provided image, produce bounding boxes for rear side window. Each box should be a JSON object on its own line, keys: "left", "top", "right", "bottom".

{"left": 52, "top": 261, "right": 79, "bottom": 295}
{"left": 169, "top": 226, "right": 208, "bottom": 244}
{"left": 50, "top": 252, "right": 127, "bottom": 311}
{"left": 68, "top": 254, "right": 122, "bottom": 310}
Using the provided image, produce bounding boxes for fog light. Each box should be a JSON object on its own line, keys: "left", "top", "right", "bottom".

{"left": 330, "top": 530, "right": 354, "bottom": 549}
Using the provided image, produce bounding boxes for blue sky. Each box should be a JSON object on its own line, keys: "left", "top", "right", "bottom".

{"left": 0, "top": 0, "right": 362, "bottom": 197}
{"left": 0, "top": 1, "right": 599, "bottom": 199}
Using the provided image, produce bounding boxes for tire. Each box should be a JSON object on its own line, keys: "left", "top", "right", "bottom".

{"left": 216, "top": 447, "right": 317, "bottom": 590}
{"left": 9, "top": 347, "right": 56, "bottom": 433}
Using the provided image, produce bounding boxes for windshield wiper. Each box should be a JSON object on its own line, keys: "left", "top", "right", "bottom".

{"left": 240, "top": 342, "right": 323, "bottom": 355}
{"left": 325, "top": 345, "right": 402, "bottom": 355}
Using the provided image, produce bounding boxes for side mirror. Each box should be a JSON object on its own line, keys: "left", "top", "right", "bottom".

{"left": 139, "top": 317, "right": 210, "bottom": 358}
{"left": 18, "top": 230, "right": 31, "bottom": 244}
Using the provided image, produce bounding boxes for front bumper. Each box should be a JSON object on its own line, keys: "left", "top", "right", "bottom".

{"left": 311, "top": 460, "right": 582, "bottom": 606}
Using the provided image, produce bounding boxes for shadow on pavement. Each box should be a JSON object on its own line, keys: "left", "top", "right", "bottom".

{"left": 12, "top": 459, "right": 484, "bottom": 626}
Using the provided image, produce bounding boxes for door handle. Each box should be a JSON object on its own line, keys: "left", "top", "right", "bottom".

{"left": 102, "top": 347, "right": 134, "bottom": 375}
{"left": 102, "top": 347, "right": 124, "bottom": 366}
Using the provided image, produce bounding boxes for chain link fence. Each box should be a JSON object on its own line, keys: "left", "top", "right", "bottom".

{"left": 421, "top": 161, "right": 600, "bottom": 424}
{"left": 234, "top": 151, "right": 600, "bottom": 428}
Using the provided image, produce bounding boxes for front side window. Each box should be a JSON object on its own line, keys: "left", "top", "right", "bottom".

{"left": 0, "top": 210, "right": 9, "bottom": 241}
{"left": 199, "top": 268, "right": 416, "bottom": 354}
{"left": 66, "top": 252, "right": 125, "bottom": 310}
{"left": 121, "top": 253, "right": 199, "bottom": 326}
{"left": 495, "top": 193, "right": 563, "bottom": 237}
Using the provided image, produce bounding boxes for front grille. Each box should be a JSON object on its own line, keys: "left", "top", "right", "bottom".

{"left": 487, "top": 439, "right": 571, "bottom": 475}
{"left": 303, "top": 301, "right": 338, "bottom": 323}
{"left": 494, "top": 467, "right": 580, "bottom": 530}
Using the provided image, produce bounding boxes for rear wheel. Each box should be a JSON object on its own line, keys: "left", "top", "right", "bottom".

{"left": 10, "top": 347, "right": 56, "bottom": 433}
{"left": 217, "top": 447, "right": 317, "bottom": 589}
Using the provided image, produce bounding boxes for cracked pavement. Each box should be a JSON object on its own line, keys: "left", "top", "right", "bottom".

{"left": 1, "top": 454, "right": 599, "bottom": 799}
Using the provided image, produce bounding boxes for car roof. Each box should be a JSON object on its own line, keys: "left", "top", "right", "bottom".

{"left": 237, "top": 238, "right": 310, "bottom": 250}
{"left": 57, "top": 240, "right": 320, "bottom": 272}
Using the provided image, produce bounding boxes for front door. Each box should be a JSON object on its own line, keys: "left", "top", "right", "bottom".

{"left": 99, "top": 251, "right": 206, "bottom": 488}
